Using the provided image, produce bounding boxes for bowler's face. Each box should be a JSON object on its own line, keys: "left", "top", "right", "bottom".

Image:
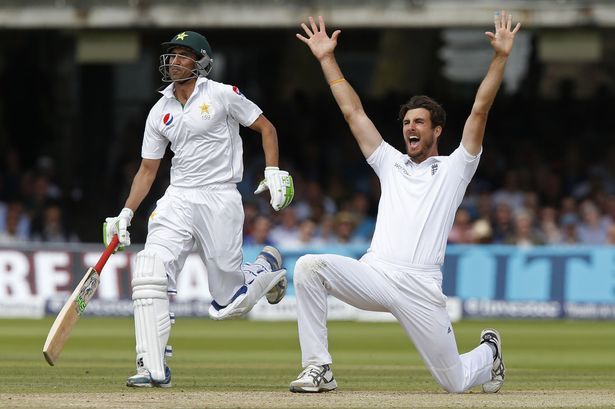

{"left": 402, "top": 108, "right": 441, "bottom": 163}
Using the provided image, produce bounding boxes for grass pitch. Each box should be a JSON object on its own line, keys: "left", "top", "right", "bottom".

{"left": 1, "top": 318, "right": 614, "bottom": 408}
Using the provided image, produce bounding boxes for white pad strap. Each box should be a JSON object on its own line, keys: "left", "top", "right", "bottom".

{"left": 132, "top": 250, "right": 170, "bottom": 382}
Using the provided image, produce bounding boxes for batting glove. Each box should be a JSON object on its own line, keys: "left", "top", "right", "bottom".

{"left": 254, "top": 166, "right": 294, "bottom": 211}
{"left": 103, "top": 207, "right": 133, "bottom": 251}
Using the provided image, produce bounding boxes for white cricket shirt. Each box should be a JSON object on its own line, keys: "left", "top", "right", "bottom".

{"left": 366, "top": 141, "right": 481, "bottom": 267}
{"left": 142, "top": 77, "right": 262, "bottom": 187}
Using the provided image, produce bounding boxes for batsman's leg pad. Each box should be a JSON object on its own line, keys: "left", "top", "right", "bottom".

{"left": 132, "top": 250, "right": 170, "bottom": 382}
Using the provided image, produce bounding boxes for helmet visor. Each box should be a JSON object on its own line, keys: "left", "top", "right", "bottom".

{"left": 158, "top": 53, "right": 199, "bottom": 83}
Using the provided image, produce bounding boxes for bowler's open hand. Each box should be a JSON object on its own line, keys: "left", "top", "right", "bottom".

{"left": 485, "top": 10, "right": 521, "bottom": 57}
{"left": 296, "top": 16, "right": 341, "bottom": 60}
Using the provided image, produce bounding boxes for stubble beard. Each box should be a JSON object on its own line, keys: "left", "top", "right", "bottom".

{"left": 407, "top": 135, "right": 435, "bottom": 164}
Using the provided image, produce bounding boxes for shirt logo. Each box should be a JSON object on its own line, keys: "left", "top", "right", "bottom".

{"left": 200, "top": 103, "right": 212, "bottom": 120}
{"left": 232, "top": 85, "right": 244, "bottom": 96}
{"left": 431, "top": 163, "right": 439, "bottom": 175}
{"left": 163, "top": 113, "right": 174, "bottom": 126}
{"left": 394, "top": 162, "right": 409, "bottom": 176}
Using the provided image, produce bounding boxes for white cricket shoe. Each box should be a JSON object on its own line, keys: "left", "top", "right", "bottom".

{"left": 126, "top": 365, "right": 172, "bottom": 388}
{"left": 209, "top": 246, "right": 287, "bottom": 320}
{"left": 290, "top": 364, "right": 337, "bottom": 393}
{"left": 256, "top": 246, "right": 287, "bottom": 304}
{"left": 480, "top": 328, "right": 505, "bottom": 393}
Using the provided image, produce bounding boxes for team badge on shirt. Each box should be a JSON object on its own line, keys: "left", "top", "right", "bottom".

{"left": 163, "top": 113, "right": 174, "bottom": 126}
{"left": 200, "top": 103, "right": 212, "bottom": 120}
{"left": 431, "top": 163, "right": 439, "bottom": 175}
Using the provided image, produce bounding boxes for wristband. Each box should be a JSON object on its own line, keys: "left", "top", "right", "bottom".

{"left": 328, "top": 78, "right": 346, "bottom": 87}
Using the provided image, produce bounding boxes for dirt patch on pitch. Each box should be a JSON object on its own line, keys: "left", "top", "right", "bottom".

{"left": 2, "top": 390, "right": 615, "bottom": 409}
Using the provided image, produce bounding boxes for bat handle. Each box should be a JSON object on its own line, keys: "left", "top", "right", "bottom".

{"left": 94, "top": 234, "right": 120, "bottom": 273}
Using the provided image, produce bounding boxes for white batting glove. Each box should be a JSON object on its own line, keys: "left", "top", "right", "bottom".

{"left": 103, "top": 207, "right": 133, "bottom": 251}
{"left": 254, "top": 166, "right": 294, "bottom": 211}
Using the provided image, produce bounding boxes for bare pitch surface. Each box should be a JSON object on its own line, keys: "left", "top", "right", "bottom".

{"left": 1, "top": 318, "right": 614, "bottom": 408}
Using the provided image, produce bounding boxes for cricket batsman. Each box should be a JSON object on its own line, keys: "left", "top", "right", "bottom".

{"left": 103, "top": 30, "right": 294, "bottom": 387}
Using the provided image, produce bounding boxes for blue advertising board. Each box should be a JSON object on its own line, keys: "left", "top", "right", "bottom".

{"left": 246, "top": 244, "right": 615, "bottom": 319}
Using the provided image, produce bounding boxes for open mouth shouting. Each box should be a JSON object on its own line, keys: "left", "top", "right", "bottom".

{"left": 407, "top": 134, "right": 420, "bottom": 150}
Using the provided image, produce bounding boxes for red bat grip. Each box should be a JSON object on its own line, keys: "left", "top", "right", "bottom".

{"left": 94, "top": 234, "right": 120, "bottom": 273}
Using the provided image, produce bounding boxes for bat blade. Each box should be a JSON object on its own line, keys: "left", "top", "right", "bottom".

{"left": 43, "top": 267, "right": 100, "bottom": 366}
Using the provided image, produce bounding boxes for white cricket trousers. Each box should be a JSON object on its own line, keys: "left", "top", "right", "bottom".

{"left": 144, "top": 184, "right": 245, "bottom": 305}
{"left": 294, "top": 252, "right": 493, "bottom": 393}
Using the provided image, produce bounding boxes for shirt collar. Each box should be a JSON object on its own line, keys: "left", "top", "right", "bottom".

{"left": 405, "top": 154, "right": 441, "bottom": 167}
{"left": 159, "top": 76, "right": 209, "bottom": 98}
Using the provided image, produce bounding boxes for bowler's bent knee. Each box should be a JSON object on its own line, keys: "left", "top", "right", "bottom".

{"left": 293, "top": 254, "right": 325, "bottom": 287}
{"left": 433, "top": 370, "right": 466, "bottom": 394}
{"left": 441, "top": 382, "right": 466, "bottom": 394}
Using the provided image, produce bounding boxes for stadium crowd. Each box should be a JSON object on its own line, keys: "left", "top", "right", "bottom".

{"left": 1, "top": 88, "right": 615, "bottom": 247}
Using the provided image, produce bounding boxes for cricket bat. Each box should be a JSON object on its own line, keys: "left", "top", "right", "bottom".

{"left": 43, "top": 234, "right": 120, "bottom": 366}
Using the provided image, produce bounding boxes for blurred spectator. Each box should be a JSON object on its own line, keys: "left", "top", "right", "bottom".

{"left": 284, "top": 218, "right": 326, "bottom": 249}
{"left": 23, "top": 173, "right": 53, "bottom": 224}
{"left": 448, "top": 208, "right": 474, "bottom": 244}
{"left": 523, "top": 192, "right": 541, "bottom": 220}
{"left": 576, "top": 200, "right": 611, "bottom": 244}
{"left": 30, "top": 203, "right": 79, "bottom": 243}
{"left": 604, "top": 195, "right": 615, "bottom": 223}
{"left": 329, "top": 211, "right": 366, "bottom": 245}
{"left": 492, "top": 170, "right": 525, "bottom": 212}
{"left": 242, "top": 201, "right": 260, "bottom": 239}
{"left": 270, "top": 206, "right": 300, "bottom": 245}
{"left": 606, "top": 224, "right": 615, "bottom": 245}
{"left": 345, "top": 192, "right": 376, "bottom": 241}
{"left": 535, "top": 167, "right": 562, "bottom": 207}
{"left": 244, "top": 215, "right": 274, "bottom": 246}
{"left": 491, "top": 203, "right": 514, "bottom": 243}
{"left": 0, "top": 201, "right": 29, "bottom": 244}
{"left": 36, "top": 156, "right": 62, "bottom": 199}
{"left": 560, "top": 214, "right": 579, "bottom": 244}
{"left": 294, "top": 180, "right": 337, "bottom": 221}
{"left": 507, "top": 209, "right": 544, "bottom": 247}
{"left": 475, "top": 191, "right": 494, "bottom": 222}
{"left": 559, "top": 196, "right": 578, "bottom": 221}
{"left": 471, "top": 219, "right": 493, "bottom": 244}
{"left": 0, "top": 200, "right": 30, "bottom": 239}
{"left": 538, "top": 206, "right": 562, "bottom": 244}
{"left": 317, "top": 214, "right": 335, "bottom": 243}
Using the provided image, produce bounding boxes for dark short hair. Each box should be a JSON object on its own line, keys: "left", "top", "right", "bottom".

{"left": 398, "top": 95, "right": 446, "bottom": 129}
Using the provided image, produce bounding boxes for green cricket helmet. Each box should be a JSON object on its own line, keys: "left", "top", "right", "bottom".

{"left": 159, "top": 31, "right": 214, "bottom": 82}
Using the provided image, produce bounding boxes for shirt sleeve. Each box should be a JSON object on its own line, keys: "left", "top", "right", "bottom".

{"left": 220, "top": 84, "right": 263, "bottom": 127}
{"left": 141, "top": 106, "right": 169, "bottom": 159}
{"left": 449, "top": 143, "right": 482, "bottom": 181}
{"left": 366, "top": 141, "right": 398, "bottom": 179}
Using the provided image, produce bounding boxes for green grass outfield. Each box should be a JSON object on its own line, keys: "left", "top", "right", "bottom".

{"left": 1, "top": 318, "right": 614, "bottom": 408}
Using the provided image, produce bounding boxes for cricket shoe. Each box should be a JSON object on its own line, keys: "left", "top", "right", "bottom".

{"left": 208, "top": 265, "right": 287, "bottom": 320}
{"left": 290, "top": 364, "right": 337, "bottom": 393}
{"left": 256, "top": 246, "right": 287, "bottom": 304}
{"left": 126, "top": 365, "right": 172, "bottom": 388}
{"left": 480, "top": 328, "right": 505, "bottom": 393}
